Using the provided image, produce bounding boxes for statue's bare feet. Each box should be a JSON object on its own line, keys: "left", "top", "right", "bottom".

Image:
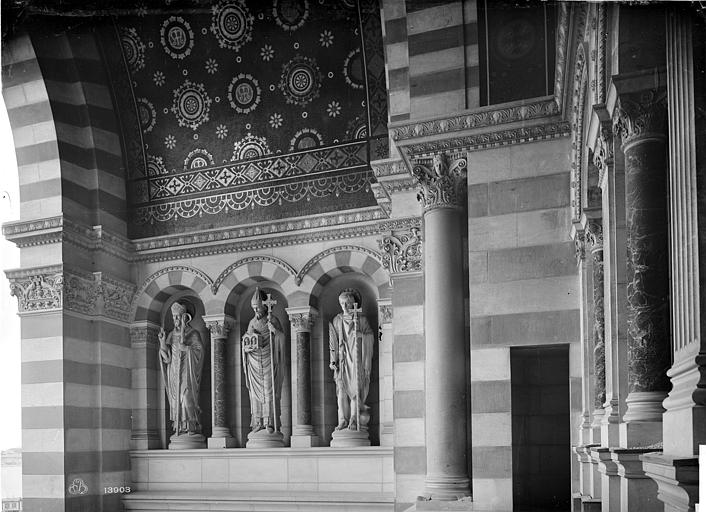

{"left": 348, "top": 420, "right": 358, "bottom": 430}
{"left": 252, "top": 423, "right": 264, "bottom": 433}
{"left": 335, "top": 420, "right": 348, "bottom": 430}
{"left": 267, "top": 425, "right": 274, "bottom": 433}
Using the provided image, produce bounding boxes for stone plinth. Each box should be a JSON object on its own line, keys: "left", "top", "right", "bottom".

{"left": 592, "top": 446, "right": 620, "bottom": 512}
{"left": 642, "top": 452, "right": 699, "bottom": 512}
{"left": 246, "top": 429, "right": 285, "bottom": 448}
{"left": 168, "top": 432, "right": 206, "bottom": 450}
{"left": 611, "top": 448, "right": 661, "bottom": 512}
{"left": 330, "top": 428, "right": 371, "bottom": 448}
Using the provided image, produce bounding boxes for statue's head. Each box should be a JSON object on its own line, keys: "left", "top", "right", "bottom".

{"left": 250, "top": 288, "right": 268, "bottom": 317}
{"left": 338, "top": 288, "right": 361, "bottom": 315}
{"left": 170, "top": 301, "right": 188, "bottom": 328}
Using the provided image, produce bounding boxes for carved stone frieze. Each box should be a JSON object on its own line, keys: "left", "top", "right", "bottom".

{"left": 7, "top": 265, "right": 135, "bottom": 319}
{"left": 613, "top": 88, "right": 668, "bottom": 148}
{"left": 595, "top": 4, "right": 607, "bottom": 104}
{"left": 570, "top": 43, "right": 588, "bottom": 222}
{"left": 6, "top": 265, "right": 64, "bottom": 313}
{"left": 370, "top": 159, "right": 407, "bottom": 178}
{"left": 130, "top": 324, "right": 160, "bottom": 348}
{"left": 402, "top": 121, "right": 570, "bottom": 157}
{"left": 378, "top": 227, "right": 422, "bottom": 275}
{"left": 412, "top": 154, "right": 467, "bottom": 212}
{"left": 391, "top": 97, "right": 560, "bottom": 142}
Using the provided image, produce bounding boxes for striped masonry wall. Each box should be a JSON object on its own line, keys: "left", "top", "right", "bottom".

{"left": 382, "top": 0, "right": 480, "bottom": 124}
{"left": 3, "top": 26, "right": 133, "bottom": 511}
{"left": 466, "top": 138, "right": 581, "bottom": 511}
{"left": 30, "top": 23, "right": 128, "bottom": 236}
{"left": 390, "top": 273, "right": 426, "bottom": 511}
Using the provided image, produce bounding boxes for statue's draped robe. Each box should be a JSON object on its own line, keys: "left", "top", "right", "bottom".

{"left": 160, "top": 327, "right": 204, "bottom": 434}
{"left": 243, "top": 315, "right": 284, "bottom": 428}
{"left": 329, "top": 314, "right": 374, "bottom": 405}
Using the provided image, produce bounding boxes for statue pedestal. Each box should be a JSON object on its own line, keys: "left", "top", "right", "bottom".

{"left": 168, "top": 432, "right": 206, "bottom": 450}
{"left": 246, "top": 429, "right": 285, "bottom": 448}
{"left": 330, "top": 428, "right": 371, "bottom": 448}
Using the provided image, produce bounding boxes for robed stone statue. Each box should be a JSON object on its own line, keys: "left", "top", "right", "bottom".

{"left": 328, "top": 288, "right": 374, "bottom": 446}
{"left": 242, "top": 288, "right": 285, "bottom": 447}
{"left": 159, "top": 301, "right": 206, "bottom": 449}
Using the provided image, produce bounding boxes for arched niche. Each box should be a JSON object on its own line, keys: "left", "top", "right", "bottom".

{"left": 314, "top": 273, "right": 380, "bottom": 446}
{"left": 159, "top": 290, "right": 211, "bottom": 448}
{"left": 226, "top": 282, "right": 291, "bottom": 446}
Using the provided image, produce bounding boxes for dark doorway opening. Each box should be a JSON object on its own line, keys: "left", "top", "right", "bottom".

{"left": 511, "top": 345, "right": 571, "bottom": 512}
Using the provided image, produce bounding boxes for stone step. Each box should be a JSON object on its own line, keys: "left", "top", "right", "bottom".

{"left": 122, "top": 489, "right": 394, "bottom": 512}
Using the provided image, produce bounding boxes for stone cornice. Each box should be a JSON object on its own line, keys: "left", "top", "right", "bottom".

{"left": 2, "top": 216, "right": 134, "bottom": 261}
{"left": 5, "top": 265, "right": 135, "bottom": 320}
{"left": 398, "top": 119, "right": 571, "bottom": 159}
{"left": 389, "top": 96, "right": 560, "bottom": 143}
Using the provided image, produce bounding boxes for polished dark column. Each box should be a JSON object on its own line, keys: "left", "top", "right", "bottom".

{"left": 586, "top": 218, "right": 606, "bottom": 413}
{"left": 287, "top": 307, "right": 319, "bottom": 447}
{"left": 205, "top": 317, "right": 237, "bottom": 448}
{"left": 613, "top": 80, "right": 670, "bottom": 442}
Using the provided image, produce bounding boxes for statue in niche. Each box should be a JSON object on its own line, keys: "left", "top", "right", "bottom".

{"left": 159, "top": 301, "right": 205, "bottom": 448}
{"left": 242, "top": 288, "right": 285, "bottom": 446}
{"left": 329, "top": 288, "right": 374, "bottom": 445}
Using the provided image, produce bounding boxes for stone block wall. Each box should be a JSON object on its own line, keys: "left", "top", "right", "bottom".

{"left": 467, "top": 138, "right": 581, "bottom": 510}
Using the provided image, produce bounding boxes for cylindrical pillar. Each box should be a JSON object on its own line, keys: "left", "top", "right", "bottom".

{"left": 287, "top": 307, "right": 319, "bottom": 447}
{"left": 205, "top": 317, "right": 236, "bottom": 448}
{"left": 414, "top": 154, "right": 470, "bottom": 500}
{"left": 614, "top": 86, "right": 670, "bottom": 428}
{"left": 587, "top": 218, "right": 606, "bottom": 416}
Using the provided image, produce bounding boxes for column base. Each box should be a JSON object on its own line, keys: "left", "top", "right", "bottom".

{"left": 611, "top": 448, "right": 661, "bottom": 512}
{"left": 407, "top": 496, "right": 473, "bottom": 511}
{"left": 246, "top": 430, "right": 285, "bottom": 448}
{"left": 619, "top": 420, "right": 663, "bottom": 448}
{"left": 168, "top": 432, "right": 206, "bottom": 449}
{"left": 641, "top": 452, "right": 699, "bottom": 512}
{"left": 623, "top": 391, "right": 667, "bottom": 422}
{"left": 423, "top": 475, "right": 471, "bottom": 501}
{"left": 330, "top": 428, "right": 370, "bottom": 448}
{"left": 290, "top": 434, "right": 320, "bottom": 447}
{"left": 207, "top": 436, "right": 238, "bottom": 448}
{"left": 592, "top": 447, "right": 620, "bottom": 512}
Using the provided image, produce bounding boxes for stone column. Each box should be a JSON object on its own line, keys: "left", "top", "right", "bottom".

{"left": 205, "top": 316, "right": 237, "bottom": 448}
{"left": 287, "top": 306, "right": 319, "bottom": 447}
{"left": 413, "top": 153, "right": 470, "bottom": 500}
{"left": 129, "top": 322, "right": 163, "bottom": 449}
{"left": 593, "top": 116, "right": 625, "bottom": 448}
{"left": 377, "top": 300, "right": 394, "bottom": 447}
{"left": 586, "top": 218, "right": 606, "bottom": 431}
{"left": 613, "top": 76, "right": 670, "bottom": 446}
{"left": 642, "top": 9, "right": 703, "bottom": 512}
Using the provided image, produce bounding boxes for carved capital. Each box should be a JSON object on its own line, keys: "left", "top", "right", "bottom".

{"left": 412, "top": 154, "right": 467, "bottom": 212}
{"left": 593, "top": 122, "right": 614, "bottom": 183}
{"left": 286, "top": 307, "right": 318, "bottom": 333}
{"left": 204, "top": 317, "right": 233, "bottom": 339}
{"left": 379, "top": 305, "right": 393, "bottom": 324}
{"left": 378, "top": 226, "right": 422, "bottom": 275}
{"left": 574, "top": 231, "right": 586, "bottom": 264}
{"left": 613, "top": 88, "right": 667, "bottom": 148}
{"left": 6, "top": 265, "right": 63, "bottom": 313}
{"left": 586, "top": 218, "right": 603, "bottom": 252}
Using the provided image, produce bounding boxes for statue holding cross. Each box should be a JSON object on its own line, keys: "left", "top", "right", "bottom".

{"left": 328, "top": 288, "right": 374, "bottom": 440}
{"left": 242, "top": 288, "right": 285, "bottom": 442}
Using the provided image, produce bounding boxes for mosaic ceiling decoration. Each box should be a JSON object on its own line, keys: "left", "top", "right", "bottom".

{"left": 107, "top": 0, "right": 388, "bottom": 238}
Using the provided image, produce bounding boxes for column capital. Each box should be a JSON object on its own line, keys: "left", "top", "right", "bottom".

{"left": 377, "top": 298, "right": 392, "bottom": 325}
{"left": 411, "top": 153, "right": 467, "bottom": 212}
{"left": 572, "top": 228, "right": 586, "bottom": 264}
{"left": 203, "top": 315, "right": 234, "bottom": 339}
{"left": 378, "top": 225, "right": 422, "bottom": 277}
{"left": 585, "top": 217, "right": 603, "bottom": 253}
{"left": 593, "top": 120, "right": 614, "bottom": 186}
{"left": 286, "top": 306, "right": 318, "bottom": 333}
{"left": 613, "top": 86, "right": 667, "bottom": 149}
